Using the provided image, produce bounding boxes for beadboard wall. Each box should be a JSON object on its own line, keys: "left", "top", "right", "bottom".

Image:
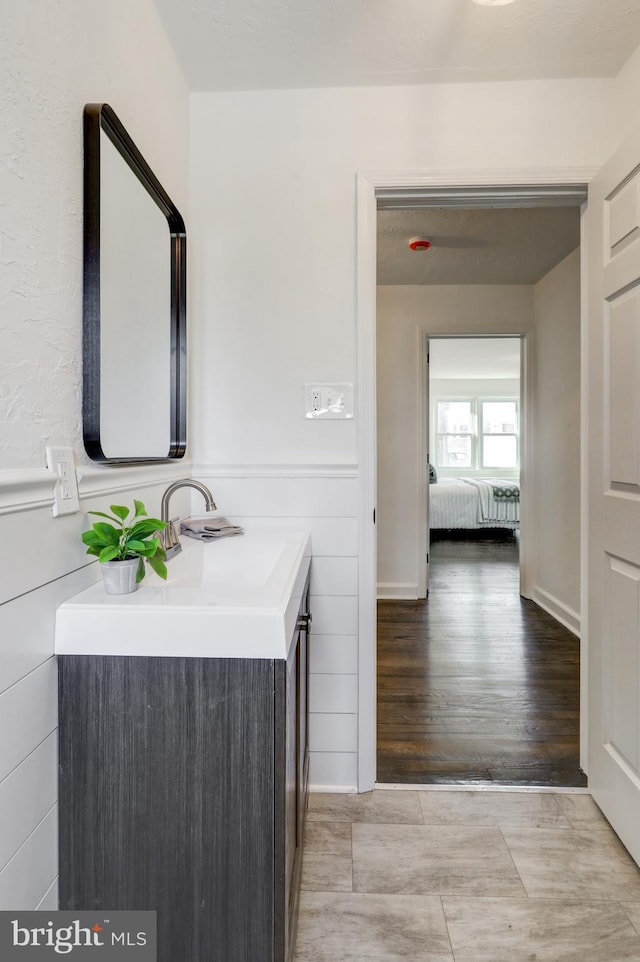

{"left": 0, "top": 462, "right": 356, "bottom": 910}
{"left": 192, "top": 465, "right": 359, "bottom": 792}
{"left": 0, "top": 465, "right": 192, "bottom": 911}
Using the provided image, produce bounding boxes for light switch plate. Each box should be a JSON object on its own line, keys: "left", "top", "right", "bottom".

{"left": 305, "top": 383, "right": 354, "bottom": 419}
{"left": 46, "top": 445, "right": 81, "bottom": 516}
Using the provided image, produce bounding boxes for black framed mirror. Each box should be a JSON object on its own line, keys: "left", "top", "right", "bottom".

{"left": 83, "top": 103, "right": 187, "bottom": 463}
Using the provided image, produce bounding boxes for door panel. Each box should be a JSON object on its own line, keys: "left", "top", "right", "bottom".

{"left": 608, "top": 288, "right": 640, "bottom": 485}
{"left": 588, "top": 126, "right": 640, "bottom": 865}
{"left": 604, "top": 556, "right": 640, "bottom": 776}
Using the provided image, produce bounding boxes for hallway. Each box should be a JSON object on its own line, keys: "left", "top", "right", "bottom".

{"left": 377, "top": 534, "right": 584, "bottom": 786}
{"left": 294, "top": 788, "right": 640, "bottom": 961}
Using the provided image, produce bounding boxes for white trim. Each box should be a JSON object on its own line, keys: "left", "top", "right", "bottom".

{"left": 374, "top": 783, "right": 590, "bottom": 794}
{"left": 417, "top": 331, "right": 428, "bottom": 599}
{"left": 519, "top": 331, "right": 535, "bottom": 599}
{"left": 377, "top": 583, "right": 419, "bottom": 600}
{"left": 0, "top": 460, "right": 359, "bottom": 517}
{"left": 357, "top": 167, "right": 596, "bottom": 795}
{"left": 532, "top": 587, "right": 581, "bottom": 637}
{"left": 0, "top": 461, "right": 193, "bottom": 516}
{"left": 308, "top": 784, "right": 358, "bottom": 794}
{"left": 579, "top": 199, "right": 590, "bottom": 776}
{"left": 356, "top": 171, "right": 379, "bottom": 794}
{"left": 191, "top": 463, "right": 358, "bottom": 479}
{"left": 364, "top": 168, "right": 597, "bottom": 192}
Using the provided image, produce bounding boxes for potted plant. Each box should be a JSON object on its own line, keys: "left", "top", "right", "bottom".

{"left": 82, "top": 500, "right": 167, "bottom": 595}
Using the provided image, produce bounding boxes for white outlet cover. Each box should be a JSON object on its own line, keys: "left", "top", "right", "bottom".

{"left": 305, "top": 383, "right": 354, "bottom": 419}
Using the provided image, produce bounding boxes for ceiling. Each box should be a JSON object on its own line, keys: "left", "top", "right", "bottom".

{"left": 153, "top": 0, "right": 640, "bottom": 92}
{"left": 430, "top": 337, "right": 521, "bottom": 380}
{"left": 377, "top": 206, "right": 581, "bottom": 285}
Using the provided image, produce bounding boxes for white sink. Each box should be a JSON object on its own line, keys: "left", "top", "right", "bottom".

{"left": 55, "top": 523, "right": 311, "bottom": 660}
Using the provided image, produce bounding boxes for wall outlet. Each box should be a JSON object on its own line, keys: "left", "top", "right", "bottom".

{"left": 45, "top": 445, "right": 81, "bottom": 516}
{"left": 305, "top": 383, "right": 354, "bottom": 419}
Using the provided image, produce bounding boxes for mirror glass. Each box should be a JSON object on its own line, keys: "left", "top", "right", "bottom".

{"left": 83, "top": 104, "right": 186, "bottom": 463}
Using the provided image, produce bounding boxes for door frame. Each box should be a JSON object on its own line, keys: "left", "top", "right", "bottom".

{"left": 423, "top": 333, "right": 529, "bottom": 600}
{"left": 356, "top": 167, "right": 596, "bottom": 792}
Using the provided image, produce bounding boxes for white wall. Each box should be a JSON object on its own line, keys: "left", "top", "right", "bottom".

{"left": 0, "top": 0, "right": 190, "bottom": 909}
{"left": 532, "top": 248, "right": 581, "bottom": 632}
{"left": 189, "top": 75, "right": 632, "bottom": 788}
{"left": 376, "top": 286, "right": 533, "bottom": 592}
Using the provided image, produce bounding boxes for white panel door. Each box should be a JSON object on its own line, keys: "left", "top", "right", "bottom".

{"left": 424, "top": 338, "right": 431, "bottom": 597}
{"left": 588, "top": 122, "right": 640, "bottom": 865}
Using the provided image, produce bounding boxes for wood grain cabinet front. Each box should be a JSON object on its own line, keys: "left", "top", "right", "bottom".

{"left": 58, "top": 580, "right": 310, "bottom": 962}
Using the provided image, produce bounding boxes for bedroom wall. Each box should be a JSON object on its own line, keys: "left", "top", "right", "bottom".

{"left": 376, "top": 285, "right": 534, "bottom": 595}
{"left": 532, "top": 248, "right": 581, "bottom": 633}
{"left": 0, "top": 0, "right": 190, "bottom": 910}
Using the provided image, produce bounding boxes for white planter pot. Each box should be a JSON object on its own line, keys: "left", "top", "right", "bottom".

{"left": 100, "top": 558, "right": 140, "bottom": 595}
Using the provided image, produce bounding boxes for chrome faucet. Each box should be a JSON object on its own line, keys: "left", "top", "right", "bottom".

{"left": 160, "top": 479, "right": 217, "bottom": 560}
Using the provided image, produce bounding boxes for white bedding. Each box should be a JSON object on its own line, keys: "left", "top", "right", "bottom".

{"left": 429, "top": 477, "right": 519, "bottom": 530}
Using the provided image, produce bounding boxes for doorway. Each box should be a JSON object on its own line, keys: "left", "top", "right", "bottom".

{"left": 370, "top": 184, "right": 586, "bottom": 788}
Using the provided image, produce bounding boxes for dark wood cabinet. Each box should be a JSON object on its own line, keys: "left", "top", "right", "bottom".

{"left": 58, "top": 580, "right": 310, "bottom": 962}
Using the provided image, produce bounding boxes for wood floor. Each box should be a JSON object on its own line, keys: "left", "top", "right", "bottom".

{"left": 377, "top": 532, "right": 586, "bottom": 787}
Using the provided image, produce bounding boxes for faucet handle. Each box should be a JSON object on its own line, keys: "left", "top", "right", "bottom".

{"left": 168, "top": 517, "right": 181, "bottom": 548}
{"left": 161, "top": 516, "right": 181, "bottom": 554}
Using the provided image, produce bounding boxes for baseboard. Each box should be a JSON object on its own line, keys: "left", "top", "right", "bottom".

{"left": 377, "top": 582, "right": 419, "bottom": 600}
{"left": 308, "top": 784, "right": 357, "bottom": 794}
{"left": 532, "top": 587, "right": 581, "bottom": 637}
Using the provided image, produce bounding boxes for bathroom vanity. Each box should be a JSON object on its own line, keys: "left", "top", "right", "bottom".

{"left": 56, "top": 527, "right": 311, "bottom": 962}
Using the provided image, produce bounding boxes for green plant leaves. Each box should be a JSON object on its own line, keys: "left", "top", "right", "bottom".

{"left": 90, "top": 522, "right": 121, "bottom": 545}
{"left": 147, "top": 552, "right": 168, "bottom": 580}
{"left": 83, "top": 499, "right": 168, "bottom": 582}
{"left": 128, "top": 519, "right": 166, "bottom": 540}
{"left": 98, "top": 545, "right": 121, "bottom": 563}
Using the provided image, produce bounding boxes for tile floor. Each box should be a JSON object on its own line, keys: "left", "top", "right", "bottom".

{"left": 294, "top": 790, "right": 640, "bottom": 962}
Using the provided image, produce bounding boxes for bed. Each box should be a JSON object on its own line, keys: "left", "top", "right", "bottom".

{"left": 429, "top": 477, "right": 519, "bottom": 530}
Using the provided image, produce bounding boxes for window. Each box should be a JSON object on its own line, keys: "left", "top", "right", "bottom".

{"left": 434, "top": 397, "right": 519, "bottom": 471}
{"left": 436, "top": 400, "right": 474, "bottom": 468}
{"left": 481, "top": 400, "right": 518, "bottom": 469}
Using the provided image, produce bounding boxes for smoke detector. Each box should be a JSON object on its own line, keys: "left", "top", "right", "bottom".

{"left": 409, "top": 238, "right": 432, "bottom": 252}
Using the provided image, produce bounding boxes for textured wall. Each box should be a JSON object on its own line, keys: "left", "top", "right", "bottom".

{"left": 0, "top": 0, "right": 189, "bottom": 469}
{"left": 0, "top": 0, "right": 190, "bottom": 911}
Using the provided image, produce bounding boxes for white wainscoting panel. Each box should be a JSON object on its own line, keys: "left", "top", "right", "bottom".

{"left": 309, "top": 674, "right": 359, "bottom": 714}
{"left": 302, "top": 518, "right": 358, "bottom": 557}
{"left": 0, "top": 469, "right": 195, "bottom": 910}
{"left": 193, "top": 472, "right": 358, "bottom": 518}
{"left": 309, "top": 753, "right": 358, "bottom": 793}
{"left": 309, "top": 635, "right": 358, "bottom": 675}
{"left": 0, "top": 733, "right": 57, "bottom": 872}
{"left": 0, "top": 806, "right": 57, "bottom": 910}
{"left": 310, "top": 596, "right": 359, "bottom": 636}
{"left": 195, "top": 466, "right": 360, "bottom": 790}
{"left": 0, "top": 566, "right": 99, "bottom": 696}
{"left": 35, "top": 877, "right": 59, "bottom": 911}
{"left": 309, "top": 713, "right": 358, "bottom": 753}
{"left": 310, "top": 557, "right": 358, "bottom": 596}
{"left": 0, "top": 659, "right": 57, "bottom": 785}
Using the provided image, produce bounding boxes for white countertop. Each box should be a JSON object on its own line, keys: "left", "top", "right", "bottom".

{"left": 55, "top": 524, "right": 311, "bottom": 660}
